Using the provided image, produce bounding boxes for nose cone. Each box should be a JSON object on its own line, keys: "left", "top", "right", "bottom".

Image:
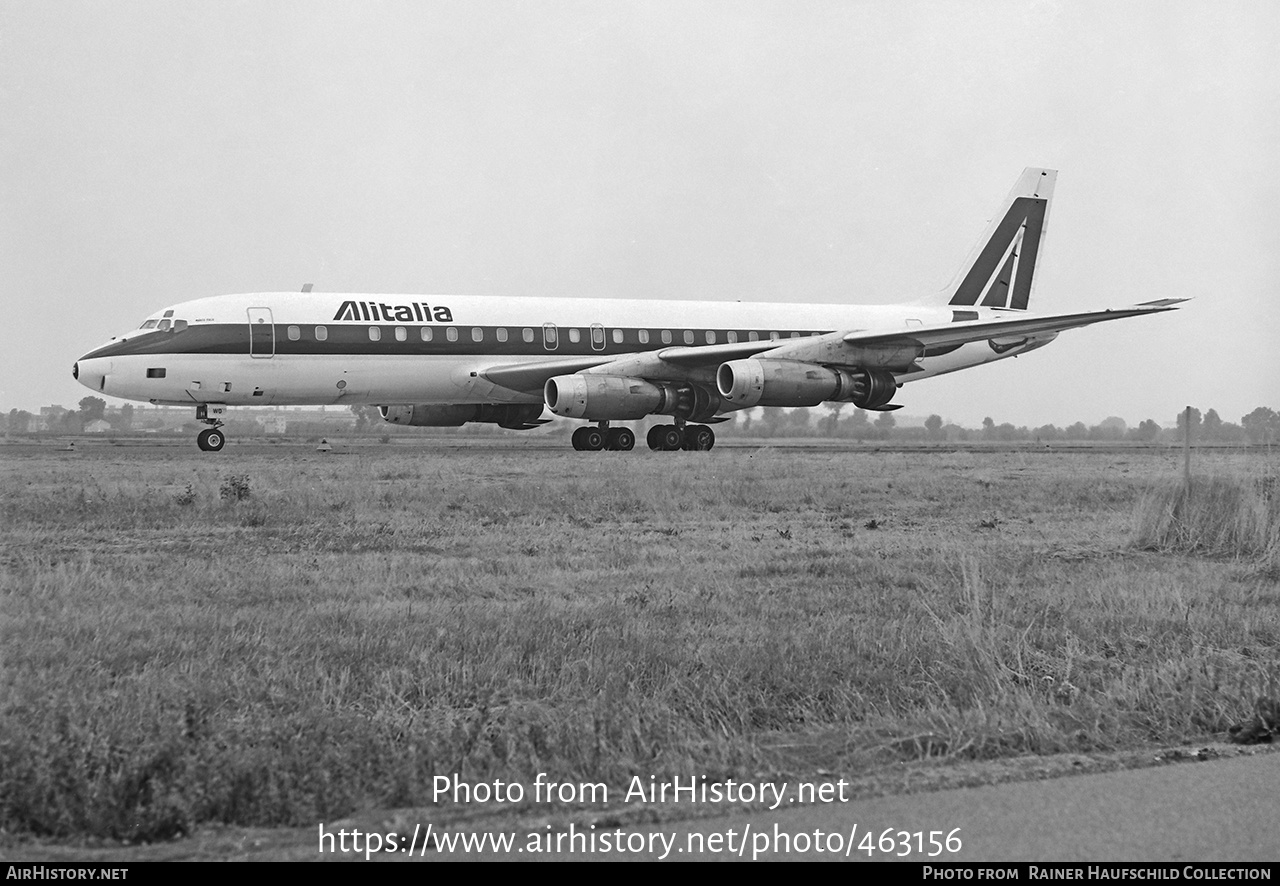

{"left": 76, "top": 355, "right": 108, "bottom": 393}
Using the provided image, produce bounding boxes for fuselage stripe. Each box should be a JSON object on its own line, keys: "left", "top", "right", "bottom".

{"left": 82, "top": 324, "right": 833, "bottom": 360}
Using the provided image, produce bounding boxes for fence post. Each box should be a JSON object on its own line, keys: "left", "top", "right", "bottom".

{"left": 1183, "top": 405, "right": 1192, "bottom": 495}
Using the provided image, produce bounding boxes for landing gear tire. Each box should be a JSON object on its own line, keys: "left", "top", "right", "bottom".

{"left": 686, "top": 425, "right": 715, "bottom": 451}
{"left": 606, "top": 428, "right": 635, "bottom": 451}
{"left": 572, "top": 427, "right": 587, "bottom": 451}
{"left": 581, "top": 427, "right": 606, "bottom": 451}
{"left": 658, "top": 425, "right": 684, "bottom": 451}
{"left": 647, "top": 426, "right": 664, "bottom": 450}
{"left": 197, "top": 428, "right": 226, "bottom": 452}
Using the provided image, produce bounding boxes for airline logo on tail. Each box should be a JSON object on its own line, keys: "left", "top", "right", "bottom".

{"left": 949, "top": 171, "right": 1052, "bottom": 311}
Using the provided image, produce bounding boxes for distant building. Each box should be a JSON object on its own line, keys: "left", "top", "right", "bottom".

{"left": 84, "top": 419, "right": 112, "bottom": 433}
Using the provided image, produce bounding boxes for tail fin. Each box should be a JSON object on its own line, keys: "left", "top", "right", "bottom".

{"left": 945, "top": 168, "right": 1056, "bottom": 310}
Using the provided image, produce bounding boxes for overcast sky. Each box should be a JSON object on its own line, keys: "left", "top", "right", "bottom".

{"left": 2, "top": 0, "right": 1276, "bottom": 427}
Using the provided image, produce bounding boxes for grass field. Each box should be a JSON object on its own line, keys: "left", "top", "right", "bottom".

{"left": 1, "top": 438, "right": 1276, "bottom": 842}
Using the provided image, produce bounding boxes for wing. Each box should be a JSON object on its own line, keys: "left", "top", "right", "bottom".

{"left": 479, "top": 298, "right": 1187, "bottom": 393}
{"left": 479, "top": 354, "right": 619, "bottom": 392}
{"left": 480, "top": 338, "right": 783, "bottom": 393}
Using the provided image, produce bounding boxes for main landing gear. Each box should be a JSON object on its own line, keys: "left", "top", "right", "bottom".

{"left": 195, "top": 403, "right": 227, "bottom": 452}
{"left": 572, "top": 424, "right": 635, "bottom": 451}
{"left": 569, "top": 420, "right": 714, "bottom": 452}
{"left": 647, "top": 423, "right": 715, "bottom": 451}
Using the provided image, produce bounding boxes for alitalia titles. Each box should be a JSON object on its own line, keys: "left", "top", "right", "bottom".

{"left": 333, "top": 300, "right": 453, "bottom": 323}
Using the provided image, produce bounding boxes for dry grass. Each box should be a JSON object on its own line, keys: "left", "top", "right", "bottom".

{"left": 1, "top": 440, "right": 1277, "bottom": 841}
{"left": 1132, "top": 473, "right": 1279, "bottom": 566}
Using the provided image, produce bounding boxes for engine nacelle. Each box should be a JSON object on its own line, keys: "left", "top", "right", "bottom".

{"left": 380, "top": 403, "right": 544, "bottom": 429}
{"left": 545, "top": 375, "right": 722, "bottom": 421}
{"left": 716, "top": 359, "right": 897, "bottom": 409}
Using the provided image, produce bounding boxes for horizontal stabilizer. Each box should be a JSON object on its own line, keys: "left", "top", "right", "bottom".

{"left": 840, "top": 299, "right": 1186, "bottom": 353}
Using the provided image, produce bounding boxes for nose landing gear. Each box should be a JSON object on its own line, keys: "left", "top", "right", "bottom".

{"left": 195, "top": 403, "right": 228, "bottom": 452}
{"left": 197, "top": 428, "right": 226, "bottom": 452}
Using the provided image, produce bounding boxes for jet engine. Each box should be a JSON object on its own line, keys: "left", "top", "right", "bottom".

{"left": 716, "top": 359, "right": 897, "bottom": 409}
{"left": 545, "top": 375, "right": 722, "bottom": 421}
{"left": 380, "top": 403, "right": 545, "bottom": 429}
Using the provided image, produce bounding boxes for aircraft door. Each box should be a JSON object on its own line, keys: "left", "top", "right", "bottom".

{"left": 248, "top": 308, "right": 275, "bottom": 358}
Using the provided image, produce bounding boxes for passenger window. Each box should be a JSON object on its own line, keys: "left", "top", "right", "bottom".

{"left": 287, "top": 325, "right": 300, "bottom": 341}
{"left": 146, "top": 368, "right": 166, "bottom": 378}
{"left": 395, "top": 326, "right": 407, "bottom": 341}
{"left": 568, "top": 328, "right": 581, "bottom": 343}
{"left": 523, "top": 327, "right": 534, "bottom": 343}
{"left": 369, "top": 326, "right": 381, "bottom": 341}
{"left": 790, "top": 331, "right": 801, "bottom": 338}
{"left": 420, "top": 327, "right": 433, "bottom": 341}
{"left": 769, "top": 331, "right": 780, "bottom": 341}
{"left": 748, "top": 331, "right": 759, "bottom": 341}
{"left": 496, "top": 327, "right": 508, "bottom": 343}
{"left": 543, "top": 324, "right": 558, "bottom": 349}
{"left": 612, "top": 329, "right": 624, "bottom": 344}
{"left": 315, "top": 325, "right": 328, "bottom": 341}
{"left": 591, "top": 325, "right": 605, "bottom": 346}
{"left": 727, "top": 331, "right": 738, "bottom": 343}
{"left": 705, "top": 330, "right": 716, "bottom": 344}
{"left": 683, "top": 330, "right": 694, "bottom": 345}
{"left": 638, "top": 329, "right": 650, "bottom": 344}
{"left": 446, "top": 327, "right": 458, "bottom": 342}
{"left": 661, "top": 330, "right": 672, "bottom": 344}
{"left": 472, "top": 327, "right": 483, "bottom": 342}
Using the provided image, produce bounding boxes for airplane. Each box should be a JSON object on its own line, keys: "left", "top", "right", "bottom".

{"left": 73, "top": 168, "right": 1184, "bottom": 452}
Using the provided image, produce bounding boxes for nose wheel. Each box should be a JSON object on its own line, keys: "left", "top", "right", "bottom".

{"left": 197, "top": 428, "right": 226, "bottom": 452}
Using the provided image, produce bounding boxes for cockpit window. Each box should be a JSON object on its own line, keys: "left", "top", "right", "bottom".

{"left": 157, "top": 319, "right": 172, "bottom": 331}
{"left": 172, "top": 320, "right": 188, "bottom": 332}
{"left": 140, "top": 320, "right": 159, "bottom": 329}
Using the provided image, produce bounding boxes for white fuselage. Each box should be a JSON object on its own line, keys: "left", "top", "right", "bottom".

{"left": 74, "top": 291, "right": 1040, "bottom": 409}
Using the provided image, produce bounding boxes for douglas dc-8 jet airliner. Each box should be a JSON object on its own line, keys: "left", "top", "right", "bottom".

{"left": 74, "top": 168, "right": 1183, "bottom": 452}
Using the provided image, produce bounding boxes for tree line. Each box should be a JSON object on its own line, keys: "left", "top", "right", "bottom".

{"left": 726, "top": 404, "right": 1280, "bottom": 444}
{"left": 5, "top": 398, "right": 1279, "bottom": 445}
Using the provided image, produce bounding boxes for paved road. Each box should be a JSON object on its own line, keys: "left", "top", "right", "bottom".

{"left": 612, "top": 751, "right": 1280, "bottom": 862}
